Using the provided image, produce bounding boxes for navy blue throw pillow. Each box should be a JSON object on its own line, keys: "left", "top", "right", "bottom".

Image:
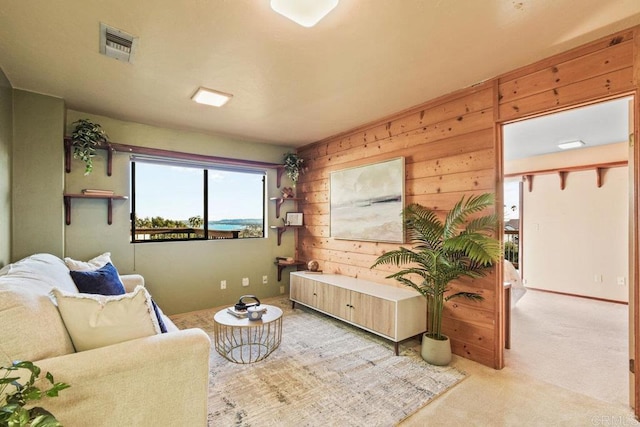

{"left": 151, "top": 299, "right": 168, "bottom": 333}
{"left": 70, "top": 262, "right": 126, "bottom": 295}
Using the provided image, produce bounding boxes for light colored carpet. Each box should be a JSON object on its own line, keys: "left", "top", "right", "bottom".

{"left": 506, "top": 289, "right": 628, "bottom": 405}
{"left": 400, "top": 355, "right": 640, "bottom": 426}
{"left": 171, "top": 297, "right": 465, "bottom": 427}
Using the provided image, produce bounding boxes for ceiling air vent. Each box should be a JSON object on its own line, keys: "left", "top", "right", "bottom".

{"left": 99, "top": 23, "right": 137, "bottom": 63}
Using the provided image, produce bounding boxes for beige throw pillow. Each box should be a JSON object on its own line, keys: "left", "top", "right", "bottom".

{"left": 51, "top": 286, "right": 161, "bottom": 352}
{"left": 64, "top": 252, "right": 112, "bottom": 272}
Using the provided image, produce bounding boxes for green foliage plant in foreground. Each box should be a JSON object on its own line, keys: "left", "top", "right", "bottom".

{"left": 0, "top": 361, "right": 70, "bottom": 427}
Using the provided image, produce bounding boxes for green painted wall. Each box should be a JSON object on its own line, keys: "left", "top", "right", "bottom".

{"left": 65, "top": 110, "right": 296, "bottom": 314}
{"left": 12, "top": 90, "right": 65, "bottom": 261}
{"left": 0, "top": 69, "right": 11, "bottom": 267}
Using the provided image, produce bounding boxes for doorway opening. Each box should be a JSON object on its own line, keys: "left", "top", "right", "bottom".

{"left": 502, "top": 96, "right": 632, "bottom": 406}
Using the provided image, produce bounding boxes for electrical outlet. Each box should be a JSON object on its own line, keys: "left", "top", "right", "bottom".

{"left": 242, "top": 277, "right": 249, "bottom": 287}
{"left": 220, "top": 280, "right": 226, "bottom": 290}
{"left": 279, "top": 285, "right": 285, "bottom": 294}
{"left": 263, "top": 275, "right": 268, "bottom": 284}
{"left": 594, "top": 274, "right": 603, "bottom": 283}
{"left": 617, "top": 277, "right": 626, "bottom": 286}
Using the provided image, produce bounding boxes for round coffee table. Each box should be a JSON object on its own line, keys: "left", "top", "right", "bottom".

{"left": 213, "top": 305, "right": 283, "bottom": 364}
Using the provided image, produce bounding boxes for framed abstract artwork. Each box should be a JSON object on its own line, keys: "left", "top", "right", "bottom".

{"left": 329, "top": 157, "right": 404, "bottom": 243}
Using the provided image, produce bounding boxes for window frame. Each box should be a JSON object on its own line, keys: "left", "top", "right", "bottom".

{"left": 130, "top": 159, "right": 266, "bottom": 243}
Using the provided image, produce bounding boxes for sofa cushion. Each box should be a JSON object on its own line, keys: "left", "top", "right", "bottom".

{"left": 0, "top": 286, "right": 75, "bottom": 365}
{"left": 0, "top": 253, "right": 78, "bottom": 293}
{"left": 70, "top": 262, "right": 126, "bottom": 296}
{"left": 68, "top": 262, "right": 168, "bottom": 333}
{"left": 64, "top": 252, "right": 112, "bottom": 272}
{"left": 0, "top": 254, "right": 78, "bottom": 365}
{"left": 51, "top": 286, "right": 162, "bottom": 352}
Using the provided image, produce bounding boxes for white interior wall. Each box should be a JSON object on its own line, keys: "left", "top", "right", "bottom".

{"left": 521, "top": 165, "right": 628, "bottom": 302}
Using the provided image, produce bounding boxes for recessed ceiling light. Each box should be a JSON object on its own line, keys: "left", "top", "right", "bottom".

{"left": 270, "top": 0, "right": 339, "bottom": 28}
{"left": 191, "top": 87, "right": 233, "bottom": 107}
{"left": 558, "top": 140, "right": 585, "bottom": 150}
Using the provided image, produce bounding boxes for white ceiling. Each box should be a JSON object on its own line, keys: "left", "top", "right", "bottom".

{"left": 503, "top": 96, "right": 632, "bottom": 161}
{"left": 1, "top": 1, "right": 639, "bottom": 147}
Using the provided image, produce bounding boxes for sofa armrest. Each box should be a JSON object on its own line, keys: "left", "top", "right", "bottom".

{"left": 35, "top": 328, "right": 211, "bottom": 427}
{"left": 120, "top": 274, "right": 145, "bottom": 293}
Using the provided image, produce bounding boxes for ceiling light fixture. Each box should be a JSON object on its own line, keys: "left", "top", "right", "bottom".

{"left": 558, "top": 140, "right": 585, "bottom": 150}
{"left": 191, "top": 87, "right": 233, "bottom": 107}
{"left": 270, "top": 0, "right": 339, "bottom": 28}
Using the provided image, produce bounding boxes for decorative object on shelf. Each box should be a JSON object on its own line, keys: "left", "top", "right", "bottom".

{"left": 82, "top": 188, "right": 114, "bottom": 196}
{"left": 370, "top": 193, "right": 501, "bottom": 365}
{"left": 285, "top": 212, "right": 304, "bottom": 226}
{"left": 0, "top": 360, "right": 70, "bottom": 427}
{"left": 234, "top": 295, "right": 261, "bottom": 312}
{"left": 281, "top": 187, "right": 295, "bottom": 198}
{"left": 307, "top": 260, "right": 320, "bottom": 272}
{"left": 71, "top": 118, "right": 108, "bottom": 175}
{"left": 330, "top": 157, "right": 404, "bottom": 243}
{"left": 283, "top": 152, "right": 304, "bottom": 186}
{"left": 247, "top": 305, "right": 267, "bottom": 321}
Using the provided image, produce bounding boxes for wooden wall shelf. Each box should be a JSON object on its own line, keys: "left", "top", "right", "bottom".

{"left": 64, "top": 138, "right": 113, "bottom": 176}
{"left": 269, "top": 197, "right": 302, "bottom": 218}
{"left": 64, "top": 137, "right": 281, "bottom": 176}
{"left": 274, "top": 257, "right": 306, "bottom": 281}
{"left": 63, "top": 194, "right": 128, "bottom": 225}
{"left": 505, "top": 160, "right": 628, "bottom": 191}
{"left": 270, "top": 225, "right": 302, "bottom": 246}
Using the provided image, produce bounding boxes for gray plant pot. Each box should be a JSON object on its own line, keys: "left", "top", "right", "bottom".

{"left": 420, "top": 333, "right": 452, "bottom": 366}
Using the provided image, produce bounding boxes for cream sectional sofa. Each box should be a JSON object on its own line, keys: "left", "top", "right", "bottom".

{"left": 0, "top": 253, "right": 211, "bottom": 426}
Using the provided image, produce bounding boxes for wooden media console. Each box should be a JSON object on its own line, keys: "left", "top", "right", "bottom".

{"left": 290, "top": 272, "right": 427, "bottom": 355}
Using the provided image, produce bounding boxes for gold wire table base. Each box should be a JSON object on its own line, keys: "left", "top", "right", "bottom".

{"left": 213, "top": 305, "right": 283, "bottom": 364}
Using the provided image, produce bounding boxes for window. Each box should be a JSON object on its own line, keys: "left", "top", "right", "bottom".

{"left": 131, "top": 159, "right": 265, "bottom": 242}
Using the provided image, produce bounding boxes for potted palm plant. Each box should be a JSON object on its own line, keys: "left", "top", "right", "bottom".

{"left": 371, "top": 193, "right": 501, "bottom": 365}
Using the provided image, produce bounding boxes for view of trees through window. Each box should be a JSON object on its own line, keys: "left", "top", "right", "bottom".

{"left": 131, "top": 161, "right": 265, "bottom": 242}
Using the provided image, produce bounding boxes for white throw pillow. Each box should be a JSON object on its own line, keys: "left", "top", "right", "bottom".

{"left": 64, "top": 252, "right": 112, "bottom": 272}
{"left": 51, "top": 286, "right": 161, "bottom": 352}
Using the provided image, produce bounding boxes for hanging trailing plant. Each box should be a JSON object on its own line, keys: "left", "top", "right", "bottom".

{"left": 283, "top": 152, "right": 304, "bottom": 185}
{"left": 71, "top": 119, "right": 108, "bottom": 175}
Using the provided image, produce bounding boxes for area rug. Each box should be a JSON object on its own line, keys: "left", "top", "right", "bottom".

{"left": 170, "top": 297, "right": 466, "bottom": 426}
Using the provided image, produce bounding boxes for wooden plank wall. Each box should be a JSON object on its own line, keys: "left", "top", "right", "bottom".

{"left": 296, "top": 25, "right": 640, "bottom": 369}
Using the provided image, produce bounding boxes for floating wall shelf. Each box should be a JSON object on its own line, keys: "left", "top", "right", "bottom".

{"left": 274, "top": 257, "right": 306, "bottom": 281}
{"left": 269, "top": 197, "right": 302, "bottom": 218}
{"left": 63, "top": 194, "right": 128, "bottom": 225}
{"left": 270, "top": 225, "right": 302, "bottom": 246}
{"left": 505, "top": 160, "right": 628, "bottom": 192}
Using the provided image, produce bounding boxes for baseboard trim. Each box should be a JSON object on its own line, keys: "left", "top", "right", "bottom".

{"left": 525, "top": 287, "right": 628, "bottom": 306}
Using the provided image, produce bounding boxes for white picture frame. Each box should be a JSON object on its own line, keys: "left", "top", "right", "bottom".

{"left": 330, "top": 157, "right": 404, "bottom": 243}
{"left": 285, "top": 212, "right": 304, "bottom": 226}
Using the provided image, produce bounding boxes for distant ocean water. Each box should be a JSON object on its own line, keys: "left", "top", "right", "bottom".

{"left": 210, "top": 224, "right": 245, "bottom": 231}
{"left": 208, "top": 220, "right": 262, "bottom": 231}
